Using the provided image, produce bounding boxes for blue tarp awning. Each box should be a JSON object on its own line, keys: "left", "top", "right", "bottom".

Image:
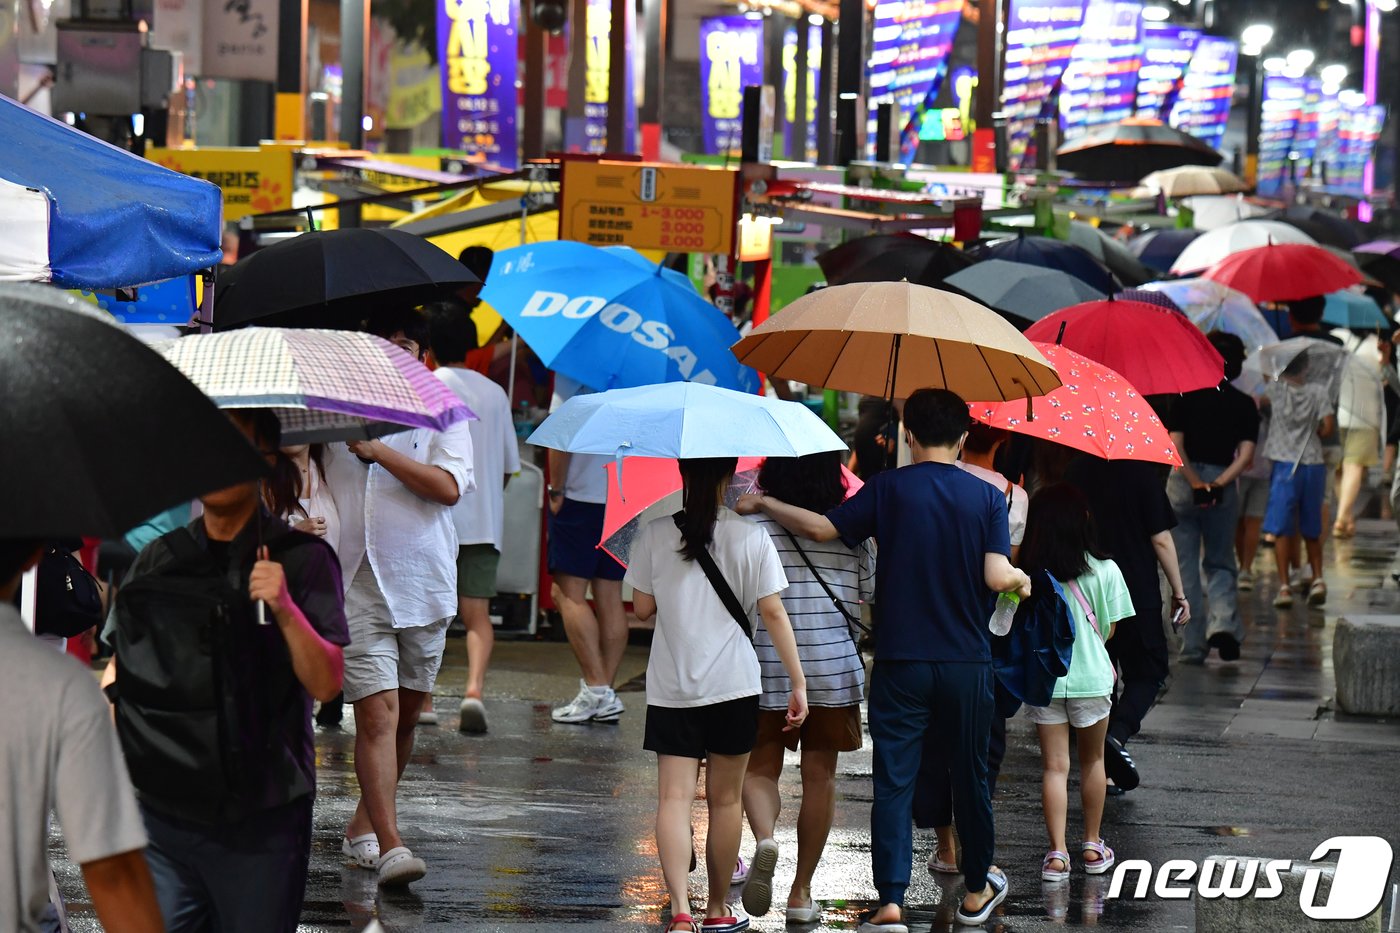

{"left": 0, "top": 95, "right": 223, "bottom": 289}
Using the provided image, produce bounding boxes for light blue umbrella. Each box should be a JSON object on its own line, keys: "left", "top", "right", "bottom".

{"left": 1323, "top": 290, "right": 1390, "bottom": 330}
{"left": 527, "top": 383, "right": 845, "bottom": 459}
{"left": 481, "top": 241, "right": 758, "bottom": 393}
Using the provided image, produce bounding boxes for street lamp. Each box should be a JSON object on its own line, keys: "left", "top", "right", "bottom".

{"left": 1320, "top": 64, "right": 1349, "bottom": 85}
{"left": 1286, "top": 48, "right": 1316, "bottom": 70}
{"left": 1240, "top": 25, "right": 1275, "bottom": 187}
{"left": 1143, "top": 5, "right": 1171, "bottom": 21}
{"left": 1262, "top": 56, "right": 1287, "bottom": 71}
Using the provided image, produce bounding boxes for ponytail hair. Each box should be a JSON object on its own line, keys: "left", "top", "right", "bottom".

{"left": 676, "top": 457, "right": 738, "bottom": 562}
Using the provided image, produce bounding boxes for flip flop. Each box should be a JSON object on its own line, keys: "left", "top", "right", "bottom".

{"left": 856, "top": 917, "right": 909, "bottom": 933}
{"left": 741, "top": 838, "right": 779, "bottom": 916}
{"left": 377, "top": 846, "right": 427, "bottom": 887}
{"left": 341, "top": 832, "right": 379, "bottom": 869}
{"left": 955, "top": 869, "right": 1008, "bottom": 926}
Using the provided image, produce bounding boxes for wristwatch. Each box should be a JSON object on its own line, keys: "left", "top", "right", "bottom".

{"left": 547, "top": 486, "right": 564, "bottom": 499}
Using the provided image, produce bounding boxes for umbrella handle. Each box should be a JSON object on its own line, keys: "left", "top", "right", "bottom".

{"left": 1012, "top": 378, "right": 1035, "bottom": 423}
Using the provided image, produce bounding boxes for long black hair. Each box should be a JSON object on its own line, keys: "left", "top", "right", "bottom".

{"left": 758, "top": 451, "right": 847, "bottom": 514}
{"left": 1020, "top": 482, "right": 1110, "bottom": 582}
{"left": 264, "top": 444, "right": 327, "bottom": 521}
{"left": 677, "top": 457, "right": 738, "bottom": 562}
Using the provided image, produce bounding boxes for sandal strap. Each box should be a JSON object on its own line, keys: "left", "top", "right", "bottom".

{"left": 1042, "top": 851, "right": 1071, "bottom": 868}
{"left": 1082, "top": 840, "right": 1107, "bottom": 855}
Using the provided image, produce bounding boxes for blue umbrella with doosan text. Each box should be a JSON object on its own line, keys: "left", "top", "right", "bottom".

{"left": 479, "top": 242, "right": 759, "bottom": 393}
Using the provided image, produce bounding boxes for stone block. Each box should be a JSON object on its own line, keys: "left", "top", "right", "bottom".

{"left": 1334, "top": 615, "right": 1400, "bottom": 717}
{"left": 1194, "top": 856, "right": 1382, "bottom": 932}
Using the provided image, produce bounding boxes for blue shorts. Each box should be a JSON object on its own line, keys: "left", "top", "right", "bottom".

{"left": 547, "top": 498, "right": 626, "bottom": 582}
{"left": 1262, "top": 461, "right": 1326, "bottom": 540}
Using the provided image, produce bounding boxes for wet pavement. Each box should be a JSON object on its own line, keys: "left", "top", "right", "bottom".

{"left": 56, "top": 514, "right": 1400, "bottom": 931}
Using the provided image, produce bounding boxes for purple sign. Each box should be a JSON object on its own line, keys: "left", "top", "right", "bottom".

{"left": 564, "top": 0, "right": 637, "bottom": 153}
{"left": 1058, "top": 0, "right": 1143, "bottom": 143}
{"left": 1256, "top": 74, "right": 1304, "bottom": 196}
{"left": 1333, "top": 105, "right": 1386, "bottom": 193}
{"left": 1169, "top": 35, "right": 1236, "bottom": 151}
{"left": 699, "top": 16, "right": 764, "bottom": 156}
{"left": 866, "top": 0, "right": 966, "bottom": 162}
{"left": 782, "top": 24, "right": 822, "bottom": 160}
{"left": 1003, "top": 0, "right": 1089, "bottom": 170}
{"left": 1292, "top": 77, "right": 1323, "bottom": 167}
{"left": 437, "top": 0, "right": 519, "bottom": 168}
{"left": 1134, "top": 23, "right": 1200, "bottom": 119}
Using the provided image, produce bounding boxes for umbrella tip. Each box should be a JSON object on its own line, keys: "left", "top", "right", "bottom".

{"left": 1056, "top": 321, "right": 1067, "bottom": 345}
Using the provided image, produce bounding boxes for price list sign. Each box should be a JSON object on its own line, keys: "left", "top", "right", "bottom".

{"left": 1003, "top": 0, "right": 1089, "bottom": 170}
{"left": 1169, "top": 35, "right": 1236, "bottom": 151}
{"left": 1134, "top": 23, "right": 1199, "bottom": 120}
{"left": 559, "top": 161, "right": 741, "bottom": 256}
{"left": 1256, "top": 74, "right": 1304, "bottom": 196}
{"left": 866, "top": 0, "right": 967, "bottom": 162}
{"left": 1058, "top": 0, "right": 1144, "bottom": 143}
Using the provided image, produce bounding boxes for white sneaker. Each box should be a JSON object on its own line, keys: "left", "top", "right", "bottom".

{"left": 458, "top": 697, "right": 488, "bottom": 733}
{"left": 551, "top": 681, "right": 624, "bottom": 723}
{"left": 593, "top": 688, "right": 625, "bottom": 722}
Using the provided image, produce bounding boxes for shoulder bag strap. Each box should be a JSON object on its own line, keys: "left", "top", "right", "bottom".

{"left": 673, "top": 513, "right": 752, "bottom": 639}
{"left": 783, "top": 530, "right": 872, "bottom": 638}
{"left": 1065, "top": 578, "right": 1102, "bottom": 642}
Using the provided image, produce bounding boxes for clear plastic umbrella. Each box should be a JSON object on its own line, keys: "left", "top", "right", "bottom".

{"left": 1140, "top": 277, "right": 1278, "bottom": 355}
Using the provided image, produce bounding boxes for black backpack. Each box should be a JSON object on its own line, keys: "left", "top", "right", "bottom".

{"left": 111, "top": 522, "right": 315, "bottom": 823}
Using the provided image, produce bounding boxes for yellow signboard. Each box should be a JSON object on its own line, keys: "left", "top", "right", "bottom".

{"left": 559, "top": 161, "right": 740, "bottom": 256}
{"left": 147, "top": 146, "right": 295, "bottom": 221}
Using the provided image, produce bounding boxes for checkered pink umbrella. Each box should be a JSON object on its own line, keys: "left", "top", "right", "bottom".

{"left": 158, "top": 328, "right": 475, "bottom": 443}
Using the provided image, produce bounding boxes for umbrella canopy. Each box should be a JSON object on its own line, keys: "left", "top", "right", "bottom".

{"left": 1243, "top": 339, "right": 1383, "bottom": 437}
{"left": 1354, "top": 241, "right": 1400, "bottom": 293}
{"left": 157, "top": 328, "right": 476, "bottom": 444}
{"left": 1140, "top": 278, "right": 1278, "bottom": 354}
{"left": 1128, "top": 228, "right": 1202, "bottom": 273}
{"left": 1024, "top": 298, "right": 1225, "bottom": 395}
{"left": 730, "top": 281, "right": 1062, "bottom": 403}
{"left": 1203, "top": 242, "right": 1363, "bottom": 303}
{"left": 1181, "top": 195, "right": 1274, "bottom": 231}
{"left": 1322, "top": 290, "right": 1390, "bottom": 330}
{"left": 1275, "top": 206, "right": 1362, "bottom": 250}
{"left": 479, "top": 241, "right": 757, "bottom": 393}
{"left": 1171, "top": 220, "right": 1318, "bottom": 274}
{"left": 1141, "top": 166, "right": 1247, "bottom": 199}
{"left": 1115, "top": 288, "right": 1182, "bottom": 313}
{"left": 971, "top": 343, "right": 1180, "bottom": 465}
{"left": 213, "top": 228, "right": 479, "bottom": 329}
{"left": 1056, "top": 118, "right": 1223, "bottom": 181}
{"left": 816, "top": 233, "right": 975, "bottom": 288}
{"left": 945, "top": 260, "right": 1106, "bottom": 326}
{"left": 1065, "top": 222, "right": 1155, "bottom": 286}
{"left": 527, "top": 383, "right": 847, "bottom": 459}
{"left": 968, "top": 233, "right": 1115, "bottom": 293}
{"left": 1, "top": 284, "right": 268, "bottom": 538}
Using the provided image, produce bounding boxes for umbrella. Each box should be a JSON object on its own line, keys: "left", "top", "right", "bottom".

{"left": 1171, "top": 220, "right": 1318, "bottom": 274}
{"left": 479, "top": 241, "right": 757, "bottom": 393}
{"left": 1140, "top": 166, "right": 1247, "bottom": 199}
{"left": 1129, "top": 228, "right": 1202, "bottom": 273}
{"left": 1203, "top": 242, "right": 1363, "bottom": 303}
{"left": 156, "top": 328, "right": 476, "bottom": 444}
{"left": 730, "top": 281, "right": 1062, "bottom": 403}
{"left": 1244, "top": 339, "right": 1383, "bottom": 439}
{"left": 1355, "top": 241, "right": 1400, "bottom": 293}
{"left": 1024, "top": 298, "right": 1225, "bottom": 395}
{"left": 213, "top": 228, "right": 479, "bottom": 329}
{"left": 1056, "top": 118, "right": 1223, "bottom": 181}
{"left": 526, "top": 383, "right": 847, "bottom": 459}
{"left": 1181, "top": 195, "right": 1274, "bottom": 231}
{"left": 1274, "top": 206, "right": 1362, "bottom": 250}
{"left": 1322, "top": 290, "right": 1390, "bottom": 330}
{"left": 1, "top": 284, "right": 268, "bottom": 538}
{"left": 1114, "top": 288, "right": 1182, "bottom": 313}
{"left": 816, "top": 233, "right": 975, "bottom": 287}
{"left": 1065, "top": 222, "right": 1155, "bottom": 286}
{"left": 944, "top": 260, "right": 1106, "bottom": 325}
{"left": 971, "top": 343, "right": 1180, "bottom": 466}
{"left": 968, "top": 233, "right": 1115, "bottom": 294}
{"left": 1139, "top": 278, "right": 1278, "bottom": 355}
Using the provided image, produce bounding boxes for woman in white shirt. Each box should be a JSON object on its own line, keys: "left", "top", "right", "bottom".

{"left": 625, "top": 457, "right": 809, "bottom": 933}
{"left": 271, "top": 444, "right": 341, "bottom": 555}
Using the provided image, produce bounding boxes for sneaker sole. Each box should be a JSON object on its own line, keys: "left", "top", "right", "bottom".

{"left": 1104, "top": 739, "right": 1140, "bottom": 791}
{"left": 592, "top": 704, "right": 625, "bottom": 722}
{"left": 458, "top": 700, "right": 488, "bottom": 734}
{"left": 742, "top": 839, "right": 779, "bottom": 916}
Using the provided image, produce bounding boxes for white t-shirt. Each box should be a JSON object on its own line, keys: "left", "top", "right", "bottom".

{"left": 0, "top": 605, "right": 148, "bottom": 932}
{"left": 437, "top": 367, "right": 522, "bottom": 548}
{"left": 958, "top": 462, "right": 1028, "bottom": 546}
{"left": 625, "top": 509, "right": 789, "bottom": 708}
{"left": 292, "top": 461, "right": 341, "bottom": 557}
{"left": 549, "top": 374, "right": 608, "bottom": 503}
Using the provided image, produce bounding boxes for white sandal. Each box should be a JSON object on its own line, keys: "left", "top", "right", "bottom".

{"left": 377, "top": 846, "right": 427, "bottom": 887}
{"left": 341, "top": 833, "right": 379, "bottom": 869}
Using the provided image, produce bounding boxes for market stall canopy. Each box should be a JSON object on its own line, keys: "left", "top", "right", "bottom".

{"left": 0, "top": 95, "right": 223, "bottom": 289}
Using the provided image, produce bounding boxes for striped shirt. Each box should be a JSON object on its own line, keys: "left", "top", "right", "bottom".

{"left": 751, "top": 515, "right": 875, "bottom": 710}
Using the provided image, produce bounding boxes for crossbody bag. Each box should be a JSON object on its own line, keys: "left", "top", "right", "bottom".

{"left": 673, "top": 512, "right": 751, "bottom": 638}
{"left": 1066, "top": 577, "right": 1118, "bottom": 686}
{"left": 782, "top": 531, "right": 872, "bottom": 643}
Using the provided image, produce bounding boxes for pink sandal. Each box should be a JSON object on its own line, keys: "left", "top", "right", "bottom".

{"left": 1041, "top": 850, "right": 1071, "bottom": 882}
{"left": 1082, "top": 839, "right": 1115, "bottom": 875}
{"left": 666, "top": 913, "right": 697, "bottom": 932}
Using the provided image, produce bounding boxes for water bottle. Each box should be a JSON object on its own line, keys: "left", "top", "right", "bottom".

{"left": 989, "top": 592, "right": 1020, "bottom": 636}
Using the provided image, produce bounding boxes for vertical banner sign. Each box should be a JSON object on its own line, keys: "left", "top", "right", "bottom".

{"left": 1168, "top": 36, "right": 1236, "bottom": 151}
{"left": 1313, "top": 88, "right": 1342, "bottom": 177}
{"left": 1256, "top": 74, "right": 1304, "bottom": 196}
{"left": 438, "top": 0, "right": 520, "bottom": 168}
{"left": 866, "top": 0, "right": 966, "bottom": 163}
{"left": 1133, "top": 23, "right": 1199, "bottom": 119}
{"left": 1058, "top": 0, "right": 1143, "bottom": 143}
{"left": 566, "top": 0, "right": 635, "bottom": 152}
{"left": 782, "top": 24, "right": 822, "bottom": 160}
{"left": 1334, "top": 106, "right": 1387, "bottom": 193}
{"left": 1002, "top": 0, "right": 1089, "bottom": 170}
{"left": 1291, "top": 77, "right": 1323, "bottom": 171}
{"left": 202, "top": 0, "right": 279, "bottom": 81}
{"left": 699, "top": 16, "right": 764, "bottom": 156}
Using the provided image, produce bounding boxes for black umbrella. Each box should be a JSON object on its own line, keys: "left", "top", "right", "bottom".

{"left": 967, "top": 232, "right": 1116, "bottom": 294}
{"left": 816, "top": 233, "right": 975, "bottom": 288}
{"left": 1270, "top": 206, "right": 1363, "bottom": 250}
{"left": 1356, "top": 242, "right": 1400, "bottom": 293}
{"left": 1057, "top": 118, "right": 1223, "bottom": 181}
{"left": 213, "top": 228, "right": 480, "bottom": 329}
{"left": 1, "top": 285, "right": 268, "bottom": 538}
{"left": 944, "top": 259, "right": 1106, "bottom": 326}
{"left": 1129, "top": 228, "right": 1202, "bottom": 273}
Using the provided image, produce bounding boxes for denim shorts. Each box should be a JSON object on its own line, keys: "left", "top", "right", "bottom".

{"left": 1262, "top": 462, "right": 1327, "bottom": 540}
{"left": 547, "top": 498, "right": 626, "bottom": 581}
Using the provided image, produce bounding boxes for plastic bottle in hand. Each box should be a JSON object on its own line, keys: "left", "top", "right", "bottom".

{"left": 989, "top": 592, "right": 1020, "bottom": 636}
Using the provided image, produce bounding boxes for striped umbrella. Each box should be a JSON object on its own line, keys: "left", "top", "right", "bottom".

{"left": 158, "top": 328, "right": 476, "bottom": 443}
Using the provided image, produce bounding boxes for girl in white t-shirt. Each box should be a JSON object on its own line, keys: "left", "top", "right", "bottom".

{"left": 625, "top": 457, "right": 809, "bottom": 933}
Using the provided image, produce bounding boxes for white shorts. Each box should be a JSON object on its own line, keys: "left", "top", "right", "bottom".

{"left": 343, "top": 558, "right": 450, "bottom": 703}
{"left": 1023, "top": 695, "right": 1112, "bottom": 729}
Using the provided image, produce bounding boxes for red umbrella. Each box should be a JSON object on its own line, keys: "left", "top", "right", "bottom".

{"left": 1024, "top": 299, "right": 1224, "bottom": 395}
{"left": 971, "top": 343, "right": 1181, "bottom": 466}
{"left": 1201, "top": 242, "right": 1363, "bottom": 303}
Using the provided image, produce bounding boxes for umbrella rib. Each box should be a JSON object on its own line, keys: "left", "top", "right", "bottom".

{"left": 826, "top": 329, "right": 856, "bottom": 390}
{"left": 973, "top": 343, "right": 1008, "bottom": 401}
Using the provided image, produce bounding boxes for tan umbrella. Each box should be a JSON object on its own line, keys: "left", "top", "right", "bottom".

{"left": 1141, "top": 166, "right": 1249, "bottom": 198}
{"left": 731, "top": 281, "right": 1061, "bottom": 403}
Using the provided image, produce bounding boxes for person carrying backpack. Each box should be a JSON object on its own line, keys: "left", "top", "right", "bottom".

{"left": 625, "top": 457, "right": 809, "bottom": 933}
{"left": 102, "top": 409, "right": 348, "bottom": 933}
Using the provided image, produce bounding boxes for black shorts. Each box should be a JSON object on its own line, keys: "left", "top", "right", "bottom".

{"left": 643, "top": 696, "right": 761, "bottom": 759}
